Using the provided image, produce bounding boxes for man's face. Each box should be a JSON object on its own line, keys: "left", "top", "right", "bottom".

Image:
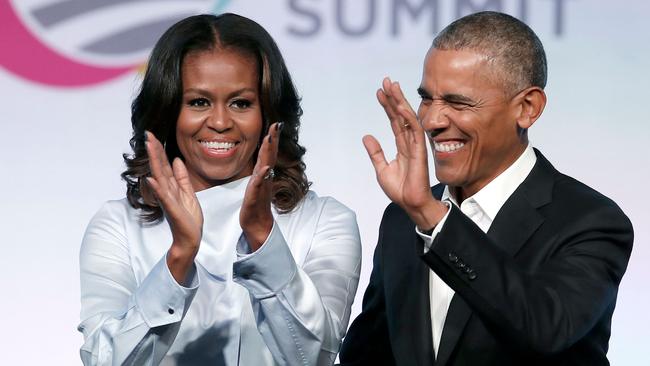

{"left": 417, "top": 48, "right": 527, "bottom": 201}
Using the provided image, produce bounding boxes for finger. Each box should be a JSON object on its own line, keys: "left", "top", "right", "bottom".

{"left": 362, "top": 135, "right": 388, "bottom": 175}
{"left": 172, "top": 158, "right": 194, "bottom": 194}
{"left": 146, "top": 176, "right": 176, "bottom": 210}
{"left": 267, "top": 122, "right": 281, "bottom": 167}
{"left": 251, "top": 165, "right": 271, "bottom": 189}
{"left": 145, "top": 131, "right": 163, "bottom": 179}
{"left": 378, "top": 90, "right": 410, "bottom": 150}
{"left": 146, "top": 131, "right": 174, "bottom": 179}
{"left": 243, "top": 165, "right": 272, "bottom": 212}
{"left": 377, "top": 89, "right": 400, "bottom": 129}
{"left": 395, "top": 105, "right": 429, "bottom": 166}
{"left": 382, "top": 77, "right": 393, "bottom": 97}
{"left": 381, "top": 78, "right": 403, "bottom": 121}
{"left": 257, "top": 122, "right": 281, "bottom": 169}
{"left": 391, "top": 83, "right": 421, "bottom": 132}
{"left": 145, "top": 176, "right": 162, "bottom": 199}
{"left": 388, "top": 82, "right": 421, "bottom": 154}
{"left": 381, "top": 80, "right": 414, "bottom": 136}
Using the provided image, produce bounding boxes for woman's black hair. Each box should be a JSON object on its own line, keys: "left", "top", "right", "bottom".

{"left": 122, "top": 13, "right": 309, "bottom": 222}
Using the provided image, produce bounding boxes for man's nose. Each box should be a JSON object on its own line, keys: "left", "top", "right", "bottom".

{"left": 420, "top": 101, "right": 449, "bottom": 132}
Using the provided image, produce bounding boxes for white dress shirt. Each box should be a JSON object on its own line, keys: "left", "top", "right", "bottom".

{"left": 416, "top": 145, "right": 537, "bottom": 358}
{"left": 78, "top": 176, "right": 362, "bottom": 366}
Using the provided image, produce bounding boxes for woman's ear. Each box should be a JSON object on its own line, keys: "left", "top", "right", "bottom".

{"left": 514, "top": 86, "right": 547, "bottom": 130}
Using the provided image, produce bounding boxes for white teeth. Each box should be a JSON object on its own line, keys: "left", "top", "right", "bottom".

{"left": 200, "top": 141, "right": 236, "bottom": 150}
{"left": 434, "top": 141, "right": 465, "bottom": 153}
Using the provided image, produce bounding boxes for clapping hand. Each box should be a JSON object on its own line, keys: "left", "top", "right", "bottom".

{"left": 239, "top": 122, "right": 282, "bottom": 251}
{"left": 145, "top": 131, "right": 203, "bottom": 283}
{"left": 363, "top": 77, "right": 447, "bottom": 231}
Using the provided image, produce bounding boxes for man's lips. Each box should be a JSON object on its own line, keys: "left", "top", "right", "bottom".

{"left": 433, "top": 140, "right": 466, "bottom": 153}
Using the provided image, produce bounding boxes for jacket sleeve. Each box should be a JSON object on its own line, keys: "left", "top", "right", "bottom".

{"left": 422, "top": 202, "right": 633, "bottom": 355}
{"left": 233, "top": 198, "right": 362, "bottom": 366}
{"left": 78, "top": 202, "right": 199, "bottom": 366}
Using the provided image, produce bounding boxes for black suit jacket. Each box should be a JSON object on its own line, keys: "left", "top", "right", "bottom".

{"left": 340, "top": 150, "right": 633, "bottom": 365}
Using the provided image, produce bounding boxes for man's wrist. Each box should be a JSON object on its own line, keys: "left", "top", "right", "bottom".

{"left": 417, "top": 226, "right": 435, "bottom": 236}
{"left": 410, "top": 200, "right": 449, "bottom": 233}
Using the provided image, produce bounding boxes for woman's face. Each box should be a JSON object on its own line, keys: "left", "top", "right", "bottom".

{"left": 176, "top": 48, "right": 263, "bottom": 191}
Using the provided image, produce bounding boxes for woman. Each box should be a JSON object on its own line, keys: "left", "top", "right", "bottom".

{"left": 78, "top": 13, "right": 361, "bottom": 365}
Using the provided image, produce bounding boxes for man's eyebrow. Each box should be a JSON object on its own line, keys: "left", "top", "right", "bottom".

{"left": 417, "top": 87, "right": 431, "bottom": 98}
{"left": 441, "top": 93, "right": 476, "bottom": 105}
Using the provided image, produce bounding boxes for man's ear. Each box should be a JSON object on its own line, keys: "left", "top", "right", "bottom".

{"left": 514, "top": 86, "right": 546, "bottom": 129}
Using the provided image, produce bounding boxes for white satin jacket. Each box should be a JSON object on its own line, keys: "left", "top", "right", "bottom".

{"left": 78, "top": 177, "right": 361, "bottom": 365}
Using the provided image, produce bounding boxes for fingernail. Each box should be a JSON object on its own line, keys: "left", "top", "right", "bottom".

{"left": 268, "top": 134, "right": 272, "bottom": 144}
{"left": 278, "top": 122, "right": 284, "bottom": 132}
{"left": 144, "top": 131, "right": 149, "bottom": 141}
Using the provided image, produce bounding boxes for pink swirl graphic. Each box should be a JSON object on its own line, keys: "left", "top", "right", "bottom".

{"left": 0, "top": 1, "right": 133, "bottom": 87}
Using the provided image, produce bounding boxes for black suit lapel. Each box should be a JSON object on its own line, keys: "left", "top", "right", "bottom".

{"left": 398, "top": 184, "right": 444, "bottom": 366}
{"left": 486, "top": 190, "right": 544, "bottom": 256}
{"left": 433, "top": 149, "right": 555, "bottom": 366}
{"left": 409, "top": 254, "right": 436, "bottom": 366}
{"left": 487, "top": 149, "right": 554, "bottom": 255}
{"left": 435, "top": 294, "right": 472, "bottom": 366}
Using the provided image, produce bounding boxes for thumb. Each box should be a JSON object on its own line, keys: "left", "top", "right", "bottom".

{"left": 363, "top": 135, "right": 388, "bottom": 174}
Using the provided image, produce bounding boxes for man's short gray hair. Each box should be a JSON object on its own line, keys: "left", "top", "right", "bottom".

{"left": 432, "top": 11, "right": 547, "bottom": 94}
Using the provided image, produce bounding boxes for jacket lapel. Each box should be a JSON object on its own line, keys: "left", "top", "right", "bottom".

{"left": 487, "top": 149, "right": 553, "bottom": 256}
{"left": 434, "top": 294, "right": 472, "bottom": 366}
{"left": 434, "top": 149, "right": 555, "bottom": 365}
{"left": 401, "top": 184, "right": 443, "bottom": 365}
{"left": 409, "top": 255, "right": 436, "bottom": 366}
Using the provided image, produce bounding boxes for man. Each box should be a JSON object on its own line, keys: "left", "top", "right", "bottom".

{"left": 339, "top": 11, "right": 633, "bottom": 366}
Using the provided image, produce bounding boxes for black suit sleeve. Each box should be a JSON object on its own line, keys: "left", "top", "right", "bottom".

{"left": 422, "top": 200, "right": 633, "bottom": 356}
{"left": 339, "top": 211, "right": 396, "bottom": 366}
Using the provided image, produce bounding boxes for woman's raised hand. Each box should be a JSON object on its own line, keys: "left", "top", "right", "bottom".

{"left": 145, "top": 131, "right": 203, "bottom": 283}
{"left": 239, "top": 122, "right": 282, "bottom": 252}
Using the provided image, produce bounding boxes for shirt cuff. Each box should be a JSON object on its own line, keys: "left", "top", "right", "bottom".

{"left": 233, "top": 221, "right": 297, "bottom": 298}
{"left": 415, "top": 200, "right": 452, "bottom": 252}
{"left": 134, "top": 254, "right": 199, "bottom": 328}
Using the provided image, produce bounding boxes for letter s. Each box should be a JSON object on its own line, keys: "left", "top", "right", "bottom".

{"left": 287, "top": 0, "right": 322, "bottom": 37}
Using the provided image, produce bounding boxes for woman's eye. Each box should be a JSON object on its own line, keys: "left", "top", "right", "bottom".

{"left": 188, "top": 98, "right": 210, "bottom": 108}
{"left": 231, "top": 99, "right": 252, "bottom": 109}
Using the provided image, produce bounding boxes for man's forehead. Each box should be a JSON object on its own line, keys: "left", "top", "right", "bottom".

{"left": 425, "top": 48, "right": 493, "bottom": 70}
{"left": 421, "top": 48, "right": 505, "bottom": 94}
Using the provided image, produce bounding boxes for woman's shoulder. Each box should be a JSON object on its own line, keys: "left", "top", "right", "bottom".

{"left": 84, "top": 198, "right": 143, "bottom": 239}
{"left": 90, "top": 197, "right": 136, "bottom": 221}
{"left": 276, "top": 191, "right": 359, "bottom": 241}
{"left": 291, "top": 190, "right": 357, "bottom": 220}
{"left": 277, "top": 190, "right": 360, "bottom": 264}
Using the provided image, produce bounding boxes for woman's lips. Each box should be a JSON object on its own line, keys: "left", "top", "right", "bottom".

{"left": 199, "top": 140, "right": 239, "bottom": 158}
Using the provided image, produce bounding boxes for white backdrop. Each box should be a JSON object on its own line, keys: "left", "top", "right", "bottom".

{"left": 1, "top": 0, "right": 649, "bottom": 364}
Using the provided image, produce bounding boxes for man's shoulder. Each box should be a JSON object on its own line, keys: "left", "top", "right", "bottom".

{"left": 549, "top": 171, "right": 630, "bottom": 223}
{"left": 531, "top": 154, "right": 631, "bottom": 229}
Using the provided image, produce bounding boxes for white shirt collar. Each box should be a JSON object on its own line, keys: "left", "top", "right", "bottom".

{"left": 442, "top": 144, "right": 537, "bottom": 222}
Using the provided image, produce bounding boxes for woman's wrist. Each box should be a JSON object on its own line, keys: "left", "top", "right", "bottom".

{"left": 242, "top": 219, "right": 273, "bottom": 252}
{"left": 167, "top": 243, "right": 198, "bottom": 284}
